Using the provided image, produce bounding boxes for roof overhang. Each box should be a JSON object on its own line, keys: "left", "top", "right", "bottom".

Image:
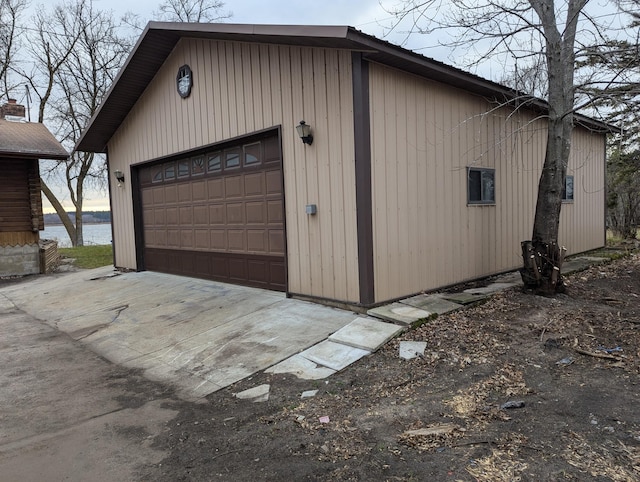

{"left": 75, "top": 22, "right": 614, "bottom": 153}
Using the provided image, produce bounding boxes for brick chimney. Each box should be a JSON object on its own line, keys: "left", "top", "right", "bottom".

{"left": 1, "top": 99, "right": 26, "bottom": 121}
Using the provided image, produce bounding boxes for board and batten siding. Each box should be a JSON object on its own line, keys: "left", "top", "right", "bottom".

{"left": 107, "top": 39, "right": 360, "bottom": 303}
{"left": 369, "top": 63, "right": 605, "bottom": 302}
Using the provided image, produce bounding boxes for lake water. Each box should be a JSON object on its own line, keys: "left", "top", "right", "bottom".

{"left": 41, "top": 223, "right": 113, "bottom": 248}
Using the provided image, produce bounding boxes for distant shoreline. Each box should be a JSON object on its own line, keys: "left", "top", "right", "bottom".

{"left": 44, "top": 221, "right": 111, "bottom": 226}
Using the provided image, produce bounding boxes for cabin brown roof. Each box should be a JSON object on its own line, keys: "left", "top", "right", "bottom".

{"left": 76, "top": 23, "right": 612, "bottom": 153}
{"left": 0, "top": 119, "right": 69, "bottom": 160}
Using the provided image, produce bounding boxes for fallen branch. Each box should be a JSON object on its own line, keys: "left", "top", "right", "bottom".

{"left": 574, "top": 347, "right": 619, "bottom": 360}
{"left": 403, "top": 423, "right": 459, "bottom": 437}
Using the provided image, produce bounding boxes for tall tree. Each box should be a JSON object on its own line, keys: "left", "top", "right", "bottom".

{"left": 4, "top": 0, "right": 229, "bottom": 246}
{"left": 607, "top": 147, "right": 640, "bottom": 238}
{"left": 0, "top": 0, "right": 27, "bottom": 99}
{"left": 155, "top": 0, "right": 230, "bottom": 22}
{"left": 18, "top": 0, "right": 131, "bottom": 246}
{"left": 385, "top": 0, "right": 634, "bottom": 294}
{"left": 124, "top": 0, "right": 230, "bottom": 31}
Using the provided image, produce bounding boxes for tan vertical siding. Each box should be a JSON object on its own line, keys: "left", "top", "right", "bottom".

{"left": 559, "top": 127, "right": 606, "bottom": 251}
{"left": 369, "top": 63, "right": 605, "bottom": 302}
{"left": 107, "top": 40, "right": 359, "bottom": 302}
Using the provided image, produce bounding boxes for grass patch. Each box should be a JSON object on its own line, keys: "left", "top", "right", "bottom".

{"left": 59, "top": 244, "right": 113, "bottom": 269}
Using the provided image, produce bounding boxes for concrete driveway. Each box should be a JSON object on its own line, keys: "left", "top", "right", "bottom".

{"left": 0, "top": 267, "right": 364, "bottom": 400}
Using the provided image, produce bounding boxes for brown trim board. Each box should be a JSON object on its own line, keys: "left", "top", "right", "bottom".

{"left": 131, "top": 163, "right": 145, "bottom": 271}
{"left": 352, "top": 52, "right": 375, "bottom": 306}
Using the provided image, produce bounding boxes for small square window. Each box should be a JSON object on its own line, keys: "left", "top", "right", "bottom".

{"left": 244, "top": 142, "right": 261, "bottom": 166}
{"left": 207, "top": 153, "right": 221, "bottom": 173}
{"left": 192, "top": 156, "right": 204, "bottom": 176}
{"left": 225, "top": 149, "right": 240, "bottom": 169}
{"left": 562, "top": 175, "right": 574, "bottom": 202}
{"left": 178, "top": 160, "right": 190, "bottom": 178}
{"left": 164, "top": 162, "right": 176, "bottom": 180}
{"left": 467, "top": 167, "right": 495, "bottom": 204}
{"left": 152, "top": 166, "right": 163, "bottom": 183}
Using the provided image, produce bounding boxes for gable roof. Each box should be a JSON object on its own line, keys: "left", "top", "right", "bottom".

{"left": 76, "top": 22, "right": 611, "bottom": 153}
{"left": 0, "top": 119, "right": 69, "bottom": 160}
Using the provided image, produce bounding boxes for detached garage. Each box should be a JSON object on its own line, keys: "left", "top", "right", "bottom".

{"left": 76, "top": 23, "right": 607, "bottom": 308}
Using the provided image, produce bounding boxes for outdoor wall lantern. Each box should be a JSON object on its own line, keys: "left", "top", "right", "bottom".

{"left": 114, "top": 169, "right": 125, "bottom": 186}
{"left": 296, "top": 120, "right": 313, "bottom": 145}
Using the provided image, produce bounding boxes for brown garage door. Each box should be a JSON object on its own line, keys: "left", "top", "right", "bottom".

{"left": 138, "top": 134, "right": 286, "bottom": 290}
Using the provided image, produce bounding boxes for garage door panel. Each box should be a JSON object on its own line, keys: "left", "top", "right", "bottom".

{"left": 154, "top": 230, "right": 167, "bottom": 247}
{"left": 178, "top": 183, "right": 192, "bottom": 202}
{"left": 212, "top": 255, "right": 229, "bottom": 277}
{"left": 144, "top": 229, "right": 155, "bottom": 246}
{"left": 267, "top": 200, "right": 284, "bottom": 223}
{"left": 269, "top": 262, "right": 285, "bottom": 285}
{"left": 246, "top": 202, "right": 266, "bottom": 224}
{"left": 209, "top": 204, "right": 225, "bottom": 225}
{"left": 195, "top": 229, "right": 209, "bottom": 249}
{"left": 192, "top": 180, "right": 207, "bottom": 201}
{"left": 247, "top": 229, "right": 267, "bottom": 252}
{"left": 193, "top": 252, "right": 211, "bottom": 277}
{"left": 226, "top": 203, "right": 244, "bottom": 224}
{"left": 179, "top": 206, "right": 193, "bottom": 224}
{"left": 244, "top": 172, "right": 265, "bottom": 196}
{"left": 144, "top": 248, "right": 286, "bottom": 290}
{"left": 193, "top": 205, "right": 208, "bottom": 225}
{"left": 152, "top": 187, "right": 165, "bottom": 205}
{"left": 225, "top": 176, "right": 243, "bottom": 198}
{"left": 227, "top": 230, "right": 245, "bottom": 251}
{"left": 164, "top": 185, "right": 178, "bottom": 203}
{"left": 165, "top": 207, "right": 178, "bottom": 225}
{"left": 139, "top": 133, "right": 285, "bottom": 291}
{"left": 207, "top": 178, "right": 224, "bottom": 199}
{"left": 210, "top": 229, "right": 226, "bottom": 250}
{"left": 265, "top": 170, "right": 282, "bottom": 194}
{"left": 143, "top": 208, "right": 154, "bottom": 225}
{"left": 167, "top": 229, "right": 180, "bottom": 248}
{"left": 181, "top": 229, "right": 194, "bottom": 249}
{"left": 247, "top": 260, "right": 267, "bottom": 283}
{"left": 269, "top": 230, "right": 285, "bottom": 254}
{"left": 142, "top": 189, "right": 154, "bottom": 205}
{"left": 154, "top": 208, "right": 166, "bottom": 225}
{"left": 228, "top": 258, "right": 247, "bottom": 281}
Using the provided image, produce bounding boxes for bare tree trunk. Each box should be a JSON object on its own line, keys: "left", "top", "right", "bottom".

{"left": 41, "top": 180, "right": 77, "bottom": 246}
{"left": 520, "top": 0, "right": 585, "bottom": 294}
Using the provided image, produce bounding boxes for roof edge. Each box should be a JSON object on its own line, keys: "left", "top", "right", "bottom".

{"left": 75, "top": 23, "right": 617, "bottom": 153}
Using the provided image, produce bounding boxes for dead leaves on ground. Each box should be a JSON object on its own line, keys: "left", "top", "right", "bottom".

{"left": 563, "top": 431, "right": 640, "bottom": 481}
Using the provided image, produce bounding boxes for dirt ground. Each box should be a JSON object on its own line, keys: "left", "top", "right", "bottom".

{"left": 2, "top": 251, "right": 639, "bottom": 481}
{"left": 138, "top": 251, "right": 640, "bottom": 481}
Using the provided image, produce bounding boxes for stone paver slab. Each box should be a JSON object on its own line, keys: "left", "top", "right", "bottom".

{"left": 299, "top": 340, "right": 370, "bottom": 372}
{"left": 265, "top": 354, "right": 336, "bottom": 380}
{"left": 463, "top": 282, "right": 519, "bottom": 295}
{"left": 399, "top": 341, "right": 428, "bottom": 360}
{"left": 367, "top": 303, "right": 431, "bottom": 326}
{"left": 439, "top": 292, "right": 488, "bottom": 305}
{"left": 234, "top": 384, "right": 270, "bottom": 402}
{"left": 564, "top": 256, "right": 608, "bottom": 274}
{"left": 400, "top": 294, "right": 463, "bottom": 315}
{"left": 328, "top": 317, "right": 404, "bottom": 351}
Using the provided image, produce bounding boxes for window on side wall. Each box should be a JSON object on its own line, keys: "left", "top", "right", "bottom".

{"left": 562, "top": 175, "right": 574, "bottom": 202}
{"left": 467, "top": 167, "right": 495, "bottom": 205}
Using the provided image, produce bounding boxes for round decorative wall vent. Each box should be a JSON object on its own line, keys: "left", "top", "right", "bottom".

{"left": 176, "top": 64, "right": 193, "bottom": 98}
